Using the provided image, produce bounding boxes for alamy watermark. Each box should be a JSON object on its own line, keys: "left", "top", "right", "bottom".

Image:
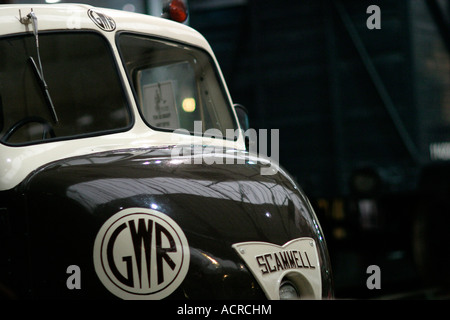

{"left": 170, "top": 121, "right": 280, "bottom": 176}
{"left": 366, "top": 265, "right": 381, "bottom": 290}
{"left": 366, "top": 5, "right": 381, "bottom": 30}
{"left": 66, "top": 265, "right": 81, "bottom": 290}
{"left": 67, "top": 263, "right": 381, "bottom": 293}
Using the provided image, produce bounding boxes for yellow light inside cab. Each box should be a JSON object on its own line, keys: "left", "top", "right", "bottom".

{"left": 182, "top": 97, "right": 196, "bottom": 112}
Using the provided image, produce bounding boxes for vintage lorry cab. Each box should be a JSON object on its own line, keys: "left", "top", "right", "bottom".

{"left": 0, "top": 2, "right": 333, "bottom": 300}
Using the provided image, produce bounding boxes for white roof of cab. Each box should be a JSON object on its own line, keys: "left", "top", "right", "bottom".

{"left": 0, "top": 3, "right": 213, "bottom": 54}
{"left": 0, "top": 3, "right": 244, "bottom": 192}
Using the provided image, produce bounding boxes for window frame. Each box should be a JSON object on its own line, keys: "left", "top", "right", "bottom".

{"left": 0, "top": 30, "right": 134, "bottom": 147}
{"left": 116, "top": 31, "right": 238, "bottom": 141}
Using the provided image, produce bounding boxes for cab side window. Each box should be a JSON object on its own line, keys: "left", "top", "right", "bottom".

{"left": 117, "top": 33, "right": 237, "bottom": 138}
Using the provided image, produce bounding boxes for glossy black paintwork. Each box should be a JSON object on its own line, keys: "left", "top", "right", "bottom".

{"left": 0, "top": 146, "right": 333, "bottom": 299}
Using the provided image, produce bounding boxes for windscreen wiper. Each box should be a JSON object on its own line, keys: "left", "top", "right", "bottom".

{"left": 20, "top": 9, "right": 59, "bottom": 124}
{"left": 28, "top": 56, "right": 58, "bottom": 123}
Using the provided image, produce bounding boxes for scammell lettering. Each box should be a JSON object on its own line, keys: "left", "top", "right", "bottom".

{"left": 256, "top": 250, "right": 316, "bottom": 275}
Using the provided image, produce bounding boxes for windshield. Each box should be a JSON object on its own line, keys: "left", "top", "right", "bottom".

{"left": 0, "top": 31, "right": 131, "bottom": 145}
{"left": 117, "top": 33, "right": 237, "bottom": 137}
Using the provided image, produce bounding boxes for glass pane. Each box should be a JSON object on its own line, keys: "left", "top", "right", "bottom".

{"left": 0, "top": 32, "right": 131, "bottom": 145}
{"left": 117, "top": 33, "right": 237, "bottom": 138}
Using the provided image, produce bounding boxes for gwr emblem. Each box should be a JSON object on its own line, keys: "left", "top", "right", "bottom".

{"left": 87, "top": 9, "right": 116, "bottom": 32}
{"left": 93, "top": 208, "right": 190, "bottom": 299}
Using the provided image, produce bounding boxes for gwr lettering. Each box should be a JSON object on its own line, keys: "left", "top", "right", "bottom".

{"left": 88, "top": 10, "right": 116, "bottom": 31}
{"left": 155, "top": 223, "right": 176, "bottom": 284}
{"left": 94, "top": 14, "right": 115, "bottom": 30}
{"left": 107, "top": 223, "right": 133, "bottom": 287}
{"left": 106, "top": 218, "right": 177, "bottom": 288}
{"left": 256, "top": 250, "right": 315, "bottom": 275}
{"left": 128, "top": 218, "right": 152, "bottom": 288}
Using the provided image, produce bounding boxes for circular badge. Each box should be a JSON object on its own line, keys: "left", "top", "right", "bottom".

{"left": 93, "top": 208, "right": 190, "bottom": 300}
{"left": 87, "top": 9, "right": 116, "bottom": 32}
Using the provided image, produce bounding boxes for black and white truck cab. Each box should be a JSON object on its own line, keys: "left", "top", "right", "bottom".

{"left": 0, "top": 2, "right": 333, "bottom": 300}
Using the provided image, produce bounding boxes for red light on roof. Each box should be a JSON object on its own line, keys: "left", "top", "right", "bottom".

{"left": 164, "top": 0, "right": 188, "bottom": 23}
